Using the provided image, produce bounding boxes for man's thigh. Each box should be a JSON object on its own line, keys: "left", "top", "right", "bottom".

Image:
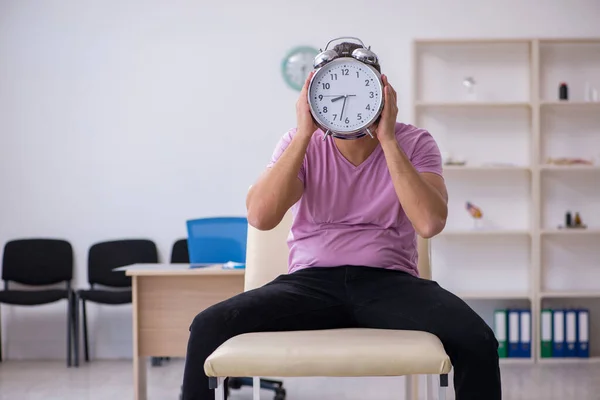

{"left": 195, "top": 267, "right": 353, "bottom": 336}
{"left": 349, "top": 268, "right": 492, "bottom": 342}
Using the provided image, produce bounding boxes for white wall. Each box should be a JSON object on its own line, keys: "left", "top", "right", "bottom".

{"left": 1, "top": 0, "right": 599, "bottom": 360}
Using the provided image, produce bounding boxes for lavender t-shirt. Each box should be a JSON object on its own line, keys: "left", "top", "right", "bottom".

{"left": 266, "top": 122, "right": 443, "bottom": 277}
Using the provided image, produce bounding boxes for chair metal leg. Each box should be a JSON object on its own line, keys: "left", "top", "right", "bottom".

{"left": 252, "top": 376, "right": 261, "bottom": 400}
{"left": 73, "top": 293, "right": 80, "bottom": 367}
{"left": 82, "top": 299, "right": 90, "bottom": 362}
{"left": 209, "top": 377, "right": 226, "bottom": 400}
{"left": 439, "top": 374, "right": 449, "bottom": 400}
{"left": 426, "top": 375, "right": 433, "bottom": 400}
{"left": 405, "top": 375, "right": 418, "bottom": 400}
{"left": 0, "top": 304, "right": 3, "bottom": 362}
{"left": 66, "top": 294, "right": 72, "bottom": 367}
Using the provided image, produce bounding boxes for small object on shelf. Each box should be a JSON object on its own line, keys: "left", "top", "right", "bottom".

{"left": 462, "top": 77, "right": 477, "bottom": 101}
{"left": 443, "top": 154, "right": 467, "bottom": 166}
{"left": 558, "top": 211, "right": 587, "bottom": 229}
{"left": 546, "top": 157, "right": 594, "bottom": 166}
{"left": 465, "top": 201, "right": 484, "bottom": 229}
{"left": 559, "top": 82, "right": 569, "bottom": 100}
{"left": 573, "top": 212, "right": 587, "bottom": 228}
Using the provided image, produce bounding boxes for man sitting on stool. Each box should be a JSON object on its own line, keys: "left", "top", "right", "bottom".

{"left": 181, "top": 42, "right": 501, "bottom": 400}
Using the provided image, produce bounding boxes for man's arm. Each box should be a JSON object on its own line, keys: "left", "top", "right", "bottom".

{"left": 376, "top": 75, "right": 447, "bottom": 238}
{"left": 380, "top": 139, "right": 448, "bottom": 238}
{"left": 246, "top": 133, "right": 310, "bottom": 231}
{"left": 246, "top": 72, "right": 317, "bottom": 231}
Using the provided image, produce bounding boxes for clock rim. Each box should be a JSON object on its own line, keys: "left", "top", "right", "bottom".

{"left": 281, "top": 46, "right": 320, "bottom": 92}
{"left": 307, "top": 57, "right": 384, "bottom": 138}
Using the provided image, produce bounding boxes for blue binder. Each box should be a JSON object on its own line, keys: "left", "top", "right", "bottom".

{"left": 552, "top": 310, "right": 565, "bottom": 357}
{"left": 577, "top": 309, "right": 590, "bottom": 358}
{"left": 519, "top": 309, "right": 531, "bottom": 358}
{"left": 565, "top": 309, "right": 577, "bottom": 357}
{"left": 507, "top": 309, "right": 520, "bottom": 357}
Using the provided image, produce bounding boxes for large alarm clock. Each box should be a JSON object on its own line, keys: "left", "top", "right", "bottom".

{"left": 308, "top": 37, "right": 384, "bottom": 140}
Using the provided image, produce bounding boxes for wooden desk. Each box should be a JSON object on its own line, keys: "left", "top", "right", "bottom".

{"left": 124, "top": 264, "right": 245, "bottom": 400}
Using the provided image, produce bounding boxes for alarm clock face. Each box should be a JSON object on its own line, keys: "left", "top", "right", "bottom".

{"left": 308, "top": 57, "right": 384, "bottom": 138}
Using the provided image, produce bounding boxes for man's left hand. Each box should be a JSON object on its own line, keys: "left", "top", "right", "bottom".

{"left": 375, "top": 74, "right": 398, "bottom": 144}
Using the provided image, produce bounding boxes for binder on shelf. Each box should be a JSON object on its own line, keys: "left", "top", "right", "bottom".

{"left": 507, "top": 309, "right": 520, "bottom": 358}
{"left": 577, "top": 309, "right": 590, "bottom": 358}
{"left": 519, "top": 309, "right": 531, "bottom": 358}
{"left": 565, "top": 310, "right": 577, "bottom": 357}
{"left": 494, "top": 309, "right": 507, "bottom": 358}
{"left": 540, "top": 309, "right": 553, "bottom": 358}
{"left": 553, "top": 310, "right": 565, "bottom": 358}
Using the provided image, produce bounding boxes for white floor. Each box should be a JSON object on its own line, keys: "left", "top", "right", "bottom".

{"left": 0, "top": 359, "right": 599, "bottom": 400}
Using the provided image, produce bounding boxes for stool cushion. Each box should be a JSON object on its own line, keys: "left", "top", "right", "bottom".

{"left": 204, "top": 328, "right": 452, "bottom": 378}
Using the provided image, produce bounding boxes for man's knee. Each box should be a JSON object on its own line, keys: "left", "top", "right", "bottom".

{"left": 189, "top": 302, "right": 229, "bottom": 334}
{"left": 458, "top": 321, "right": 499, "bottom": 356}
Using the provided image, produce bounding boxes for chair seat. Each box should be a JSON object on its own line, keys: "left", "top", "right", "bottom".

{"left": 78, "top": 289, "right": 132, "bottom": 304}
{"left": 0, "top": 289, "right": 69, "bottom": 305}
{"left": 204, "top": 328, "right": 452, "bottom": 378}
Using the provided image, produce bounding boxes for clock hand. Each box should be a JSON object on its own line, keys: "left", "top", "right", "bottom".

{"left": 331, "top": 95, "right": 345, "bottom": 102}
{"left": 340, "top": 96, "right": 347, "bottom": 122}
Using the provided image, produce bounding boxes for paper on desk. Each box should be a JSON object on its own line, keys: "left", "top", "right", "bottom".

{"left": 222, "top": 261, "right": 246, "bottom": 269}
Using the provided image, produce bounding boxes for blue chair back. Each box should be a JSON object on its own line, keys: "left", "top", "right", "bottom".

{"left": 186, "top": 217, "right": 248, "bottom": 264}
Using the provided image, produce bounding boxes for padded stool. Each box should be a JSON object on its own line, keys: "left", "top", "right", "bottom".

{"left": 204, "top": 211, "right": 452, "bottom": 400}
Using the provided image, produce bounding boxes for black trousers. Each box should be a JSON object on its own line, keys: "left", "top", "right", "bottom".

{"left": 181, "top": 266, "right": 501, "bottom": 400}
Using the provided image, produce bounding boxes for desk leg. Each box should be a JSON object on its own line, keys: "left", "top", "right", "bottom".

{"left": 134, "top": 355, "right": 147, "bottom": 400}
{"left": 133, "top": 276, "right": 148, "bottom": 400}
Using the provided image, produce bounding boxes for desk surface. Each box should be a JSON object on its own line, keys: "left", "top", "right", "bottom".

{"left": 119, "top": 263, "right": 246, "bottom": 277}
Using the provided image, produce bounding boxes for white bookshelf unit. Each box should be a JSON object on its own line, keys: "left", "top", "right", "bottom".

{"left": 413, "top": 38, "right": 600, "bottom": 364}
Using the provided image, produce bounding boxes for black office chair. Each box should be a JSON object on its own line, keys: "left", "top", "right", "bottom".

{"left": 170, "top": 239, "right": 189, "bottom": 263}
{"left": 0, "top": 239, "right": 74, "bottom": 366}
{"left": 73, "top": 239, "right": 158, "bottom": 366}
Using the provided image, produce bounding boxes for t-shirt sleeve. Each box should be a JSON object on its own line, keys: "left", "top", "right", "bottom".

{"left": 266, "top": 129, "right": 306, "bottom": 183}
{"left": 410, "top": 129, "right": 443, "bottom": 177}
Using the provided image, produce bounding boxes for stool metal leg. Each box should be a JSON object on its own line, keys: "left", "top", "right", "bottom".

{"left": 426, "top": 375, "right": 433, "bottom": 400}
{"left": 215, "top": 382, "right": 224, "bottom": 400}
{"left": 439, "top": 374, "right": 449, "bottom": 400}
{"left": 253, "top": 376, "right": 261, "bottom": 400}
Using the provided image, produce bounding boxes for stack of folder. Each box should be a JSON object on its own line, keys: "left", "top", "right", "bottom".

{"left": 540, "top": 308, "right": 589, "bottom": 358}
{"left": 493, "top": 308, "right": 590, "bottom": 359}
{"left": 494, "top": 309, "right": 532, "bottom": 358}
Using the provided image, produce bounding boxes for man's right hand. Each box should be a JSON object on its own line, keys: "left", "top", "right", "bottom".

{"left": 296, "top": 71, "right": 318, "bottom": 138}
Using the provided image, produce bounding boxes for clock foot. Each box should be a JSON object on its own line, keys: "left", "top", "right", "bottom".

{"left": 322, "top": 130, "right": 331, "bottom": 140}
{"left": 365, "top": 128, "right": 374, "bottom": 138}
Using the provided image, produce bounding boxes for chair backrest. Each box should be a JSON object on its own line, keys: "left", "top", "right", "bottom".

{"left": 245, "top": 211, "right": 432, "bottom": 291}
{"left": 1, "top": 239, "right": 73, "bottom": 286}
{"left": 186, "top": 217, "right": 248, "bottom": 264}
{"left": 88, "top": 239, "right": 158, "bottom": 287}
{"left": 170, "top": 239, "right": 190, "bottom": 263}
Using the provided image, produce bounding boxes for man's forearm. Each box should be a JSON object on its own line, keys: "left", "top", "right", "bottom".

{"left": 380, "top": 139, "right": 447, "bottom": 238}
{"left": 246, "top": 131, "right": 311, "bottom": 230}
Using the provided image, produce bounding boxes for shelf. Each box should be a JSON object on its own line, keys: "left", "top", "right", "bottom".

{"left": 500, "top": 358, "right": 535, "bottom": 365}
{"left": 540, "top": 101, "right": 600, "bottom": 108}
{"left": 415, "top": 38, "right": 533, "bottom": 45}
{"left": 443, "top": 165, "right": 531, "bottom": 172}
{"left": 538, "top": 357, "right": 600, "bottom": 364}
{"left": 415, "top": 37, "right": 600, "bottom": 368}
{"left": 441, "top": 230, "right": 530, "bottom": 236}
{"left": 457, "top": 292, "right": 532, "bottom": 300}
{"left": 540, "top": 165, "right": 600, "bottom": 172}
{"left": 541, "top": 229, "right": 600, "bottom": 236}
{"left": 416, "top": 101, "right": 531, "bottom": 108}
{"left": 540, "top": 291, "right": 600, "bottom": 298}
